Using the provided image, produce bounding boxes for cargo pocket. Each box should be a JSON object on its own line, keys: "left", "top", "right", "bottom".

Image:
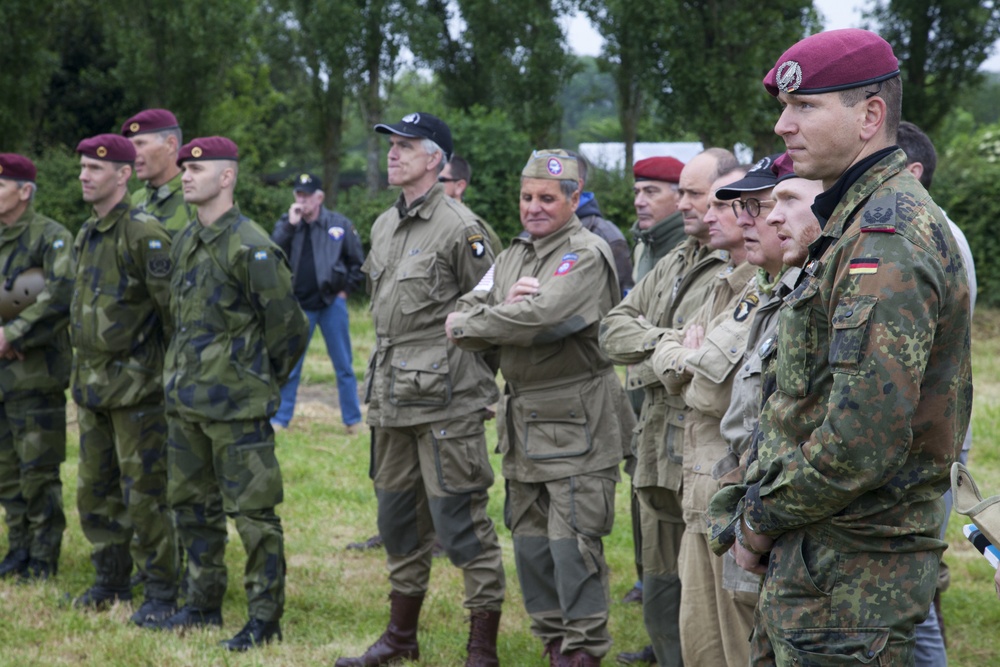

{"left": 24, "top": 406, "right": 67, "bottom": 467}
{"left": 516, "top": 393, "right": 592, "bottom": 460}
{"left": 222, "top": 441, "right": 283, "bottom": 512}
{"left": 389, "top": 344, "right": 452, "bottom": 407}
{"left": 430, "top": 418, "right": 493, "bottom": 494}
{"left": 775, "top": 277, "right": 820, "bottom": 398}
{"left": 569, "top": 475, "right": 615, "bottom": 538}
{"left": 829, "top": 296, "right": 876, "bottom": 375}
{"left": 774, "top": 627, "right": 889, "bottom": 665}
{"left": 397, "top": 253, "right": 443, "bottom": 314}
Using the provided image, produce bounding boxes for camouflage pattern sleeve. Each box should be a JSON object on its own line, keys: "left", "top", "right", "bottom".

{"left": 241, "top": 244, "right": 309, "bottom": 387}
{"left": 127, "top": 212, "right": 174, "bottom": 342}
{"left": 6, "top": 222, "right": 74, "bottom": 350}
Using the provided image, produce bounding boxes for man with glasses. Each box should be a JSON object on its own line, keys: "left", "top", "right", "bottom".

{"left": 600, "top": 149, "right": 737, "bottom": 667}
{"left": 439, "top": 155, "right": 503, "bottom": 253}
{"left": 731, "top": 30, "right": 971, "bottom": 664}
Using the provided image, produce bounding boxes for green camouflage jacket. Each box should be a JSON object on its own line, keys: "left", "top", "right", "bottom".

{"left": 70, "top": 198, "right": 173, "bottom": 408}
{"left": 716, "top": 150, "right": 973, "bottom": 555}
{"left": 164, "top": 205, "right": 308, "bottom": 422}
{"left": 131, "top": 171, "right": 191, "bottom": 236}
{"left": 0, "top": 205, "right": 74, "bottom": 399}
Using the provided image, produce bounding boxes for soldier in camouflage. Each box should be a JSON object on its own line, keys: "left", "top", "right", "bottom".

{"left": 0, "top": 153, "right": 73, "bottom": 581}
{"left": 448, "top": 150, "right": 634, "bottom": 666}
{"left": 69, "top": 134, "right": 178, "bottom": 624}
{"left": 122, "top": 109, "right": 192, "bottom": 236}
{"left": 155, "top": 136, "right": 308, "bottom": 652}
{"left": 712, "top": 29, "right": 973, "bottom": 665}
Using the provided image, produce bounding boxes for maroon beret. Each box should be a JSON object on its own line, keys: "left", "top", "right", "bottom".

{"left": 634, "top": 156, "right": 684, "bottom": 183}
{"left": 77, "top": 134, "right": 137, "bottom": 162}
{"left": 177, "top": 137, "right": 239, "bottom": 166}
{"left": 764, "top": 29, "right": 899, "bottom": 97}
{"left": 0, "top": 154, "right": 37, "bottom": 182}
{"left": 772, "top": 153, "right": 798, "bottom": 183}
{"left": 121, "top": 109, "right": 180, "bottom": 137}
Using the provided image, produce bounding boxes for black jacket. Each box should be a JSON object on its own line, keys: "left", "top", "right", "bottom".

{"left": 272, "top": 207, "right": 365, "bottom": 306}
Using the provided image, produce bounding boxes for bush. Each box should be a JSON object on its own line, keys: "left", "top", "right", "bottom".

{"left": 935, "top": 122, "right": 1000, "bottom": 308}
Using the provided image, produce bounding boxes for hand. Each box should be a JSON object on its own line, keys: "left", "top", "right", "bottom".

{"left": 731, "top": 540, "right": 769, "bottom": 575}
{"left": 484, "top": 405, "right": 497, "bottom": 421}
{"left": 337, "top": 291, "right": 348, "bottom": 300}
{"left": 683, "top": 324, "right": 705, "bottom": 350}
{"left": 288, "top": 203, "right": 304, "bottom": 225}
{"left": 504, "top": 277, "right": 540, "bottom": 305}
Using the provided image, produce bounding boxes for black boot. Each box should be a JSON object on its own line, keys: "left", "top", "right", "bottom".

{"left": 131, "top": 598, "right": 178, "bottom": 627}
{"left": 153, "top": 604, "right": 223, "bottom": 630}
{"left": 221, "top": 618, "right": 282, "bottom": 651}
{"left": 0, "top": 549, "right": 29, "bottom": 578}
{"left": 74, "top": 584, "right": 133, "bottom": 609}
{"left": 335, "top": 591, "right": 423, "bottom": 666}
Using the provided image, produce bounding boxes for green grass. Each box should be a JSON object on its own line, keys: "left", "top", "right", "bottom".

{"left": 2, "top": 302, "right": 999, "bottom": 665}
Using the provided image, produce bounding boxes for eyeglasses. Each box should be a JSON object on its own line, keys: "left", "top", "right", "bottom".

{"left": 731, "top": 198, "right": 776, "bottom": 218}
{"left": 437, "top": 177, "right": 459, "bottom": 183}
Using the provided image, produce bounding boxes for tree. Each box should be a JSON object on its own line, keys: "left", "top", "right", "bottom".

{"left": 578, "top": 0, "right": 674, "bottom": 174}
{"left": 1, "top": 0, "right": 61, "bottom": 151}
{"left": 864, "top": 0, "right": 1000, "bottom": 133}
{"left": 650, "top": 0, "right": 820, "bottom": 155}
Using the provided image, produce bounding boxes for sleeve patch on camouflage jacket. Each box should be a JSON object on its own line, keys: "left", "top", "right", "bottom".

{"left": 148, "top": 254, "right": 172, "bottom": 277}
{"left": 861, "top": 193, "right": 896, "bottom": 233}
{"left": 849, "top": 257, "right": 879, "bottom": 275}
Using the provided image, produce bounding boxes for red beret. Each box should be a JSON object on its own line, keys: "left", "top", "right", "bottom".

{"left": 77, "top": 134, "right": 137, "bottom": 162}
{"left": 0, "top": 154, "right": 37, "bottom": 182}
{"left": 121, "top": 109, "right": 180, "bottom": 137}
{"left": 634, "top": 157, "right": 684, "bottom": 183}
{"left": 177, "top": 137, "right": 239, "bottom": 166}
{"left": 764, "top": 29, "right": 899, "bottom": 97}
{"left": 772, "top": 153, "right": 798, "bottom": 183}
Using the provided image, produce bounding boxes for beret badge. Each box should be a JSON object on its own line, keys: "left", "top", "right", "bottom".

{"left": 191, "top": 147, "right": 203, "bottom": 158}
{"left": 96, "top": 146, "right": 108, "bottom": 158}
{"left": 776, "top": 61, "right": 803, "bottom": 93}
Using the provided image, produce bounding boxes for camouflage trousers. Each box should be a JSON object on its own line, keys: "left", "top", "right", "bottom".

{"left": 753, "top": 528, "right": 939, "bottom": 666}
{"left": 636, "top": 485, "right": 685, "bottom": 666}
{"left": 370, "top": 413, "right": 505, "bottom": 611}
{"left": 167, "top": 418, "right": 284, "bottom": 621}
{"left": 0, "top": 393, "right": 66, "bottom": 565}
{"left": 76, "top": 404, "right": 176, "bottom": 599}
{"left": 507, "top": 469, "right": 618, "bottom": 658}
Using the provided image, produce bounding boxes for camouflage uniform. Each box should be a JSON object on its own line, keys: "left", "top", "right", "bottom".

{"left": 363, "top": 184, "right": 504, "bottom": 610}
{"left": 450, "top": 215, "right": 634, "bottom": 658}
{"left": 0, "top": 205, "right": 73, "bottom": 571}
{"left": 71, "top": 198, "right": 176, "bottom": 599}
{"left": 598, "top": 238, "right": 728, "bottom": 665}
{"left": 131, "top": 171, "right": 191, "bottom": 236}
{"left": 713, "top": 150, "right": 973, "bottom": 665}
{"left": 164, "top": 206, "right": 308, "bottom": 620}
{"left": 650, "top": 261, "right": 758, "bottom": 667}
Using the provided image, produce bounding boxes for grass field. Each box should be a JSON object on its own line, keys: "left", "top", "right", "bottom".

{"left": 1, "top": 301, "right": 999, "bottom": 666}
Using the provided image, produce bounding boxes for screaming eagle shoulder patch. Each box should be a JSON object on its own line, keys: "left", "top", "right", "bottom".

{"left": 468, "top": 233, "right": 486, "bottom": 258}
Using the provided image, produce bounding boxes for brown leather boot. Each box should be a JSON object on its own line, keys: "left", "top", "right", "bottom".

{"left": 334, "top": 591, "right": 423, "bottom": 666}
{"left": 465, "top": 609, "right": 501, "bottom": 667}
{"left": 543, "top": 638, "right": 570, "bottom": 667}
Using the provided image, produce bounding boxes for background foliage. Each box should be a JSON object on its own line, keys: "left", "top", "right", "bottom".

{"left": 4, "top": 0, "right": 1000, "bottom": 293}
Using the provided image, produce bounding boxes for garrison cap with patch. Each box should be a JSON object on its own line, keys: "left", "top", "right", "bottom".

{"left": 293, "top": 173, "right": 322, "bottom": 194}
{"left": 715, "top": 153, "right": 782, "bottom": 200}
{"left": 177, "top": 136, "right": 239, "bottom": 166}
{"left": 77, "top": 134, "right": 137, "bottom": 162}
{"left": 121, "top": 108, "right": 180, "bottom": 137}
{"left": 374, "top": 112, "right": 454, "bottom": 161}
{"left": 633, "top": 156, "right": 684, "bottom": 183}
{"left": 0, "top": 154, "right": 37, "bottom": 182}
{"left": 522, "top": 149, "right": 579, "bottom": 181}
{"left": 764, "top": 28, "right": 899, "bottom": 97}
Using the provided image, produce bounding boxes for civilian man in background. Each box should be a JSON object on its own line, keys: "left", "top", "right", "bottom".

{"left": 271, "top": 173, "right": 364, "bottom": 434}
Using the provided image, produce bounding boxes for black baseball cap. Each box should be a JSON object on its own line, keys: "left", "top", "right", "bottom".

{"left": 293, "top": 173, "right": 322, "bottom": 193}
{"left": 374, "top": 112, "right": 453, "bottom": 161}
{"left": 715, "top": 153, "right": 782, "bottom": 200}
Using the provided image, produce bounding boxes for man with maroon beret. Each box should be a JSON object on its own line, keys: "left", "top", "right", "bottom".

{"left": 69, "top": 133, "right": 178, "bottom": 624}
{"left": 728, "top": 29, "right": 973, "bottom": 664}
{"left": 122, "top": 108, "right": 191, "bottom": 235}
{"left": 0, "top": 154, "right": 74, "bottom": 582}
{"left": 156, "top": 136, "right": 308, "bottom": 651}
{"left": 630, "top": 156, "right": 685, "bottom": 282}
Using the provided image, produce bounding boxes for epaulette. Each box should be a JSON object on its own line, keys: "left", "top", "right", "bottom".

{"left": 860, "top": 192, "right": 896, "bottom": 233}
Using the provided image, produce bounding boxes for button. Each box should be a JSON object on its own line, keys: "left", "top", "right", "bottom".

{"left": 694, "top": 465, "right": 701, "bottom": 471}
{"left": 569, "top": 411, "right": 576, "bottom": 418}
{"left": 432, "top": 363, "right": 439, "bottom": 369}
{"left": 845, "top": 310, "right": 854, "bottom": 317}
{"left": 440, "top": 429, "right": 447, "bottom": 436}
{"left": 400, "top": 361, "right": 407, "bottom": 367}
{"left": 730, "top": 347, "right": 737, "bottom": 354}
{"left": 745, "top": 364, "right": 750, "bottom": 371}
{"left": 530, "top": 412, "right": 538, "bottom": 418}
{"left": 678, "top": 414, "right": 684, "bottom": 421}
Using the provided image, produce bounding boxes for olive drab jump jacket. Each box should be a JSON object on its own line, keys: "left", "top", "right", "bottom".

{"left": 70, "top": 199, "right": 172, "bottom": 409}
{"left": 164, "top": 206, "right": 308, "bottom": 422}
{"left": 363, "top": 185, "right": 499, "bottom": 428}
{"left": 0, "top": 205, "right": 74, "bottom": 400}
{"left": 450, "top": 216, "right": 634, "bottom": 483}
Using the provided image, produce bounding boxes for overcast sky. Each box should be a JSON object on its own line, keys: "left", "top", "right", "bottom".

{"left": 564, "top": 0, "right": 1000, "bottom": 71}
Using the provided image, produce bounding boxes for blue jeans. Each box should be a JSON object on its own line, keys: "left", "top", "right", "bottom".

{"left": 274, "top": 296, "right": 361, "bottom": 427}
